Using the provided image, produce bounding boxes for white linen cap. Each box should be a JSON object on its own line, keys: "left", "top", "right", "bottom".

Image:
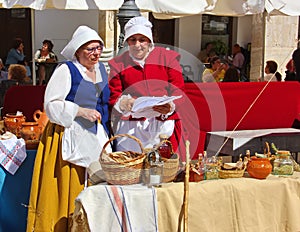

{"left": 124, "top": 16, "right": 153, "bottom": 44}
{"left": 61, "top": 25, "right": 104, "bottom": 60}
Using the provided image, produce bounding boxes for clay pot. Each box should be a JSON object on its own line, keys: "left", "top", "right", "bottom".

{"left": 247, "top": 157, "right": 272, "bottom": 179}
{"left": 33, "top": 109, "right": 49, "bottom": 131}
{"left": 3, "top": 113, "right": 26, "bottom": 137}
{"left": 20, "top": 122, "right": 42, "bottom": 141}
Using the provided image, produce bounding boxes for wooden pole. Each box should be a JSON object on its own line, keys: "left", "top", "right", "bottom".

{"left": 183, "top": 140, "right": 190, "bottom": 232}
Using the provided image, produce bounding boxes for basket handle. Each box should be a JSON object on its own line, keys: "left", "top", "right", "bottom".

{"left": 264, "top": 142, "right": 271, "bottom": 157}
{"left": 100, "top": 134, "right": 144, "bottom": 161}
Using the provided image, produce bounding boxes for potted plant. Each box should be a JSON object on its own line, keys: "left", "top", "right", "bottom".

{"left": 212, "top": 40, "right": 228, "bottom": 57}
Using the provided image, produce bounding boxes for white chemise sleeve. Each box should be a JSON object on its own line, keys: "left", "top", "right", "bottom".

{"left": 44, "top": 63, "right": 79, "bottom": 128}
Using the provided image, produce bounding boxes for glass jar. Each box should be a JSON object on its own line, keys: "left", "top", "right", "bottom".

{"left": 205, "top": 156, "right": 219, "bottom": 180}
{"left": 146, "top": 150, "right": 164, "bottom": 187}
{"left": 157, "top": 134, "right": 172, "bottom": 159}
{"left": 273, "top": 150, "right": 294, "bottom": 175}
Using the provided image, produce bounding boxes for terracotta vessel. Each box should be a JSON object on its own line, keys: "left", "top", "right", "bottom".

{"left": 33, "top": 109, "right": 49, "bottom": 131}
{"left": 247, "top": 157, "right": 272, "bottom": 179}
{"left": 3, "top": 113, "right": 26, "bottom": 137}
{"left": 20, "top": 122, "right": 42, "bottom": 141}
{"left": 189, "top": 170, "right": 204, "bottom": 182}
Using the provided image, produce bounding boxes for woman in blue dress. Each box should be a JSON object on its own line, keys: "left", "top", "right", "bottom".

{"left": 26, "top": 25, "right": 111, "bottom": 232}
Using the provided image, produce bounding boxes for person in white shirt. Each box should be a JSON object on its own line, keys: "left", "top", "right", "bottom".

{"left": 258, "top": 60, "right": 282, "bottom": 82}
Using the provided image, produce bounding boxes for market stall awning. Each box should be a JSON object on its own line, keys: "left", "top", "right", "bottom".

{"left": 137, "top": 0, "right": 264, "bottom": 19}
{"left": 1, "top": 0, "right": 300, "bottom": 17}
{"left": 137, "top": 0, "right": 300, "bottom": 19}
{"left": 0, "top": 0, "right": 124, "bottom": 10}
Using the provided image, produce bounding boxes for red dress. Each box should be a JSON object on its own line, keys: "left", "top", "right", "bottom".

{"left": 108, "top": 47, "right": 186, "bottom": 157}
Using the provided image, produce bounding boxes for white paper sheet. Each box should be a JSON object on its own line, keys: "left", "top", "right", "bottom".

{"left": 131, "top": 95, "right": 182, "bottom": 118}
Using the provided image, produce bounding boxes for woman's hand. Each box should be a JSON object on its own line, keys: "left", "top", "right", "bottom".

{"left": 77, "top": 107, "right": 101, "bottom": 122}
{"left": 153, "top": 103, "right": 171, "bottom": 114}
{"left": 217, "top": 63, "right": 226, "bottom": 72}
{"left": 120, "top": 97, "right": 135, "bottom": 112}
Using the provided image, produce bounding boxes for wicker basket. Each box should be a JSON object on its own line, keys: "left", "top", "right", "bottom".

{"left": 99, "top": 134, "right": 146, "bottom": 185}
{"left": 218, "top": 166, "right": 246, "bottom": 179}
{"left": 162, "top": 153, "right": 180, "bottom": 182}
{"left": 159, "top": 139, "right": 179, "bottom": 182}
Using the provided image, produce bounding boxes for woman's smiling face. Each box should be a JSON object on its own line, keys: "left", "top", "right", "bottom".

{"left": 127, "top": 34, "right": 151, "bottom": 60}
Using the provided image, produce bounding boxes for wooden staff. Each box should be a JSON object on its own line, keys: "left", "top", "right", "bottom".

{"left": 183, "top": 140, "right": 190, "bottom": 232}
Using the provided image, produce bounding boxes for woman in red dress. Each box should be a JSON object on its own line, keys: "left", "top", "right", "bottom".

{"left": 108, "top": 16, "right": 185, "bottom": 157}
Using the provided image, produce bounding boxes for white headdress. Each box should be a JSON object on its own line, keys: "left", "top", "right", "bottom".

{"left": 61, "top": 25, "right": 104, "bottom": 60}
{"left": 124, "top": 16, "right": 153, "bottom": 44}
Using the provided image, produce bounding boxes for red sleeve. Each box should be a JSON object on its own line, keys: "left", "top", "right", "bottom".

{"left": 165, "top": 49, "right": 185, "bottom": 106}
{"left": 108, "top": 56, "right": 125, "bottom": 107}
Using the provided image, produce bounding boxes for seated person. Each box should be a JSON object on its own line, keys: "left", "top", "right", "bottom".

{"left": 222, "top": 67, "right": 240, "bottom": 82}
{"left": 0, "top": 64, "right": 31, "bottom": 107}
{"left": 258, "top": 60, "right": 282, "bottom": 82}
{"left": 34, "top": 39, "right": 58, "bottom": 85}
{"left": 5, "top": 38, "right": 25, "bottom": 68}
{"left": 5, "top": 38, "right": 31, "bottom": 77}
{"left": 202, "top": 56, "right": 228, "bottom": 82}
{"left": 197, "top": 42, "right": 216, "bottom": 63}
{"left": 231, "top": 44, "right": 245, "bottom": 70}
{"left": 285, "top": 57, "right": 297, "bottom": 81}
{"left": 0, "top": 58, "right": 8, "bottom": 83}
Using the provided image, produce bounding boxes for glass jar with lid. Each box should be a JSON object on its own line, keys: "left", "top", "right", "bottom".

{"left": 273, "top": 150, "right": 294, "bottom": 175}
{"left": 146, "top": 149, "right": 164, "bottom": 187}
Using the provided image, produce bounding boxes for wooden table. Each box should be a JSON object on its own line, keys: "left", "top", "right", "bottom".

{"left": 205, "top": 128, "right": 300, "bottom": 162}
{"left": 72, "top": 172, "right": 300, "bottom": 232}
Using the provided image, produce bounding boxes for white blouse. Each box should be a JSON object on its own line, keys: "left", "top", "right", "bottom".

{"left": 44, "top": 60, "right": 111, "bottom": 168}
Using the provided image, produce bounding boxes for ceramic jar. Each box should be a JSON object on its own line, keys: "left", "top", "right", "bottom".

{"left": 247, "top": 157, "right": 272, "bottom": 179}
{"left": 20, "top": 122, "right": 42, "bottom": 141}
{"left": 3, "top": 113, "right": 26, "bottom": 137}
{"left": 33, "top": 109, "right": 49, "bottom": 131}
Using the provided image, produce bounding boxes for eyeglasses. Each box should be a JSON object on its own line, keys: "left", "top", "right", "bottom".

{"left": 127, "top": 36, "right": 149, "bottom": 44}
{"left": 84, "top": 45, "right": 103, "bottom": 54}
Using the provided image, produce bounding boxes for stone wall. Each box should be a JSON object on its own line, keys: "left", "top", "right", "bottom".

{"left": 250, "top": 14, "right": 299, "bottom": 81}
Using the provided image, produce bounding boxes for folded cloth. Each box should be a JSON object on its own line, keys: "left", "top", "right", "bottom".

{"left": 75, "top": 184, "right": 158, "bottom": 232}
{"left": 0, "top": 133, "right": 27, "bottom": 175}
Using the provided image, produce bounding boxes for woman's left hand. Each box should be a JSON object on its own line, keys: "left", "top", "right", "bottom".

{"left": 153, "top": 103, "right": 171, "bottom": 114}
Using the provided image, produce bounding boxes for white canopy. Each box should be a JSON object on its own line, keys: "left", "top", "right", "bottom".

{"left": 1, "top": 0, "right": 300, "bottom": 17}
{"left": 0, "top": 0, "right": 123, "bottom": 10}
{"left": 142, "top": 0, "right": 300, "bottom": 19}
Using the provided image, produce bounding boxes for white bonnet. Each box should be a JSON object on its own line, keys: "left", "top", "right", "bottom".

{"left": 124, "top": 16, "right": 153, "bottom": 44}
{"left": 61, "top": 25, "right": 104, "bottom": 60}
